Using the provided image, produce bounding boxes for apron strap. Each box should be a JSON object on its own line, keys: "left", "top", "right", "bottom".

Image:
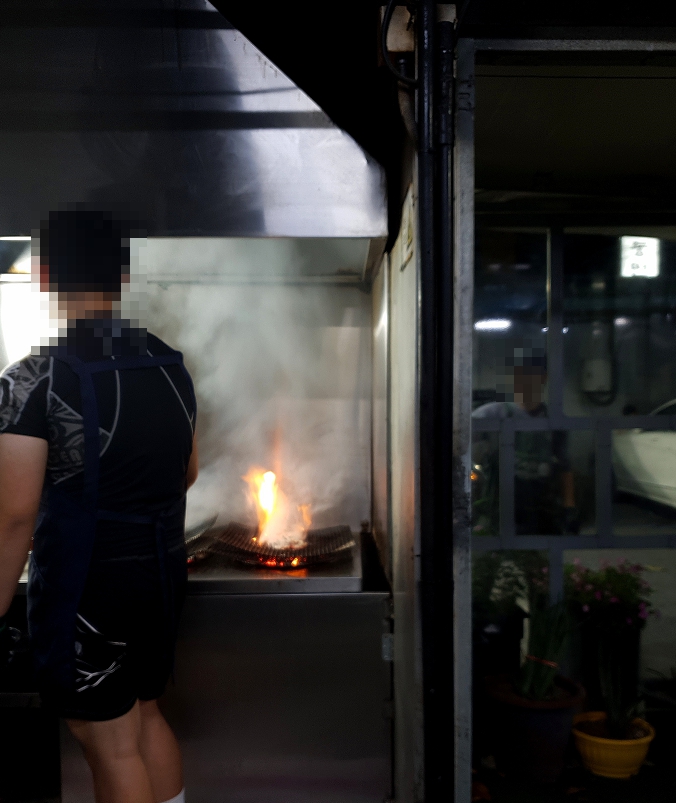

{"left": 79, "top": 369, "right": 101, "bottom": 510}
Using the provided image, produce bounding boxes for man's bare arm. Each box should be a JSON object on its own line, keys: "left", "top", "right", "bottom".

{"left": 0, "top": 434, "right": 47, "bottom": 617}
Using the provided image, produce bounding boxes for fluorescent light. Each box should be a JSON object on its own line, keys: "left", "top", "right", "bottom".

{"left": 474, "top": 318, "right": 512, "bottom": 332}
{"left": 0, "top": 236, "right": 30, "bottom": 241}
{"left": 615, "top": 316, "right": 630, "bottom": 326}
{"left": 620, "top": 236, "right": 659, "bottom": 278}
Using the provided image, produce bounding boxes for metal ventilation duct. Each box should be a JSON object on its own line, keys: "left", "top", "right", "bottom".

{"left": 0, "top": 1, "right": 387, "bottom": 238}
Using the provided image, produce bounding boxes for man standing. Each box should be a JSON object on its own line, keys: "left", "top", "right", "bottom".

{"left": 472, "top": 347, "right": 577, "bottom": 535}
{"left": 0, "top": 209, "right": 197, "bottom": 803}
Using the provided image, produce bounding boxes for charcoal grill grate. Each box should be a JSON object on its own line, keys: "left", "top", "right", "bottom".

{"left": 187, "top": 522, "right": 355, "bottom": 569}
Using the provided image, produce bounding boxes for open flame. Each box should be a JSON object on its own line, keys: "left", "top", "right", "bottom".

{"left": 258, "top": 471, "right": 277, "bottom": 527}
{"left": 244, "top": 467, "right": 311, "bottom": 549}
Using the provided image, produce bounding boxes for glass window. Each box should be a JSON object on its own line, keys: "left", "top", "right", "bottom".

{"left": 473, "top": 229, "right": 548, "bottom": 409}
{"left": 613, "top": 427, "right": 676, "bottom": 535}
{"left": 514, "top": 430, "right": 595, "bottom": 536}
{"left": 563, "top": 549, "right": 674, "bottom": 682}
{"left": 564, "top": 230, "right": 676, "bottom": 418}
{"left": 472, "top": 431, "right": 499, "bottom": 536}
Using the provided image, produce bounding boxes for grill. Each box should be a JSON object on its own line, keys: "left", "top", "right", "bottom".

{"left": 187, "top": 522, "right": 355, "bottom": 569}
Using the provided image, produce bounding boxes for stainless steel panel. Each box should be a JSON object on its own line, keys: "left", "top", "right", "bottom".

{"left": 0, "top": 2, "right": 386, "bottom": 238}
{"left": 187, "top": 541, "right": 362, "bottom": 594}
{"left": 389, "top": 185, "right": 424, "bottom": 803}
{"left": 371, "top": 255, "right": 390, "bottom": 580}
{"left": 61, "top": 593, "right": 392, "bottom": 803}
{"left": 453, "top": 38, "right": 475, "bottom": 803}
{"left": 142, "top": 237, "right": 375, "bottom": 282}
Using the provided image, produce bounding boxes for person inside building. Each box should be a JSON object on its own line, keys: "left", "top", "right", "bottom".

{"left": 472, "top": 346, "right": 577, "bottom": 535}
{"left": 0, "top": 208, "right": 198, "bottom": 803}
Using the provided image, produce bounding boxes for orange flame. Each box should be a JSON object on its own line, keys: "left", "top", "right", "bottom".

{"left": 243, "top": 467, "right": 311, "bottom": 548}
{"left": 299, "top": 503, "right": 312, "bottom": 530}
{"left": 258, "top": 471, "right": 277, "bottom": 523}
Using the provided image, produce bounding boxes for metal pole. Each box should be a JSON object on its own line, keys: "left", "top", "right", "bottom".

{"left": 453, "top": 34, "right": 475, "bottom": 803}
{"left": 418, "top": 6, "right": 475, "bottom": 801}
{"left": 416, "top": 0, "right": 441, "bottom": 798}
{"left": 547, "top": 228, "right": 565, "bottom": 425}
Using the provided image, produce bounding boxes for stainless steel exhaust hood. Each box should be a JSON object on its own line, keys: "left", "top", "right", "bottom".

{"left": 0, "top": 1, "right": 387, "bottom": 239}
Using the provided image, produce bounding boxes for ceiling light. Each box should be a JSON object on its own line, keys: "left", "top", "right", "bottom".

{"left": 474, "top": 318, "right": 512, "bottom": 332}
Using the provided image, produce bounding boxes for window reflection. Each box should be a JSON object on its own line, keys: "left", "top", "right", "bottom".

{"left": 613, "top": 424, "right": 676, "bottom": 535}
{"left": 473, "top": 230, "right": 548, "bottom": 408}
{"left": 472, "top": 431, "right": 499, "bottom": 536}
{"left": 563, "top": 229, "right": 676, "bottom": 534}
{"left": 564, "top": 231, "right": 676, "bottom": 417}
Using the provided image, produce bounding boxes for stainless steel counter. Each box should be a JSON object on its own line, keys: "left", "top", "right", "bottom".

{"left": 16, "top": 535, "right": 391, "bottom": 803}
{"left": 186, "top": 541, "right": 362, "bottom": 594}
{"left": 61, "top": 590, "right": 393, "bottom": 803}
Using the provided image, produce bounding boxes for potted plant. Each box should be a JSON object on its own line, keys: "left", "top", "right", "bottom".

{"left": 565, "top": 558, "right": 657, "bottom": 778}
{"left": 485, "top": 601, "right": 585, "bottom": 784}
{"left": 473, "top": 551, "right": 533, "bottom": 763}
{"left": 473, "top": 551, "right": 546, "bottom": 677}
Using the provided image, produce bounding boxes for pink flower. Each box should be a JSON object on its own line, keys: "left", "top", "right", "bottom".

{"left": 610, "top": 597, "right": 619, "bottom": 603}
{"left": 585, "top": 584, "right": 593, "bottom": 591}
{"left": 573, "top": 558, "right": 582, "bottom": 566}
{"left": 638, "top": 602, "right": 649, "bottom": 620}
{"left": 582, "top": 604, "right": 589, "bottom": 613}
{"left": 542, "top": 567, "right": 549, "bottom": 574}
{"left": 626, "top": 617, "right": 633, "bottom": 625}
{"left": 595, "top": 591, "right": 602, "bottom": 600}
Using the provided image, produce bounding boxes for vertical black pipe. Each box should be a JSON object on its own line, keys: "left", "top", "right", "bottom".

{"left": 436, "top": 9, "right": 456, "bottom": 796}
{"left": 418, "top": 1, "right": 457, "bottom": 799}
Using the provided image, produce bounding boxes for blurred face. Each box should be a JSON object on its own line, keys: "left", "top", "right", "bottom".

{"left": 513, "top": 366, "right": 547, "bottom": 411}
{"left": 34, "top": 260, "right": 129, "bottom": 320}
{"left": 54, "top": 290, "right": 121, "bottom": 320}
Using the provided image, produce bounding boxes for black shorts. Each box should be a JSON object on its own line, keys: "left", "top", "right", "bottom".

{"left": 40, "top": 526, "right": 187, "bottom": 721}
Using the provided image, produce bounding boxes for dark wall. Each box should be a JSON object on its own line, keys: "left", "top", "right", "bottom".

{"left": 476, "top": 66, "right": 676, "bottom": 198}
{"left": 462, "top": 0, "right": 676, "bottom": 29}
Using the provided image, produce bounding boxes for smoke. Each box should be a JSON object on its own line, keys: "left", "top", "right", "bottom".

{"left": 141, "top": 239, "right": 372, "bottom": 534}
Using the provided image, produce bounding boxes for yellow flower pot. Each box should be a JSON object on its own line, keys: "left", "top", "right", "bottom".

{"left": 572, "top": 711, "right": 655, "bottom": 779}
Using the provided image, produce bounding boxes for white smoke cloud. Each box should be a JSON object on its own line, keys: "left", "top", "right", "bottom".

{"left": 142, "top": 240, "right": 372, "bottom": 535}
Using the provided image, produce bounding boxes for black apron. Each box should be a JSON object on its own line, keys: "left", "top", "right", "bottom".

{"left": 27, "top": 349, "right": 193, "bottom": 695}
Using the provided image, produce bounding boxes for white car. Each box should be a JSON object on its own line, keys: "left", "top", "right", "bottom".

{"left": 613, "top": 400, "right": 676, "bottom": 508}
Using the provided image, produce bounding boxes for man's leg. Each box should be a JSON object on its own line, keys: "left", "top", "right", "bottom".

{"left": 67, "top": 702, "right": 155, "bottom": 803}
{"left": 138, "top": 699, "right": 184, "bottom": 802}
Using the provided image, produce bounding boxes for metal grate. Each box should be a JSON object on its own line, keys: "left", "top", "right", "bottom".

{"left": 187, "top": 522, "right": 355, "bottom": 569}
